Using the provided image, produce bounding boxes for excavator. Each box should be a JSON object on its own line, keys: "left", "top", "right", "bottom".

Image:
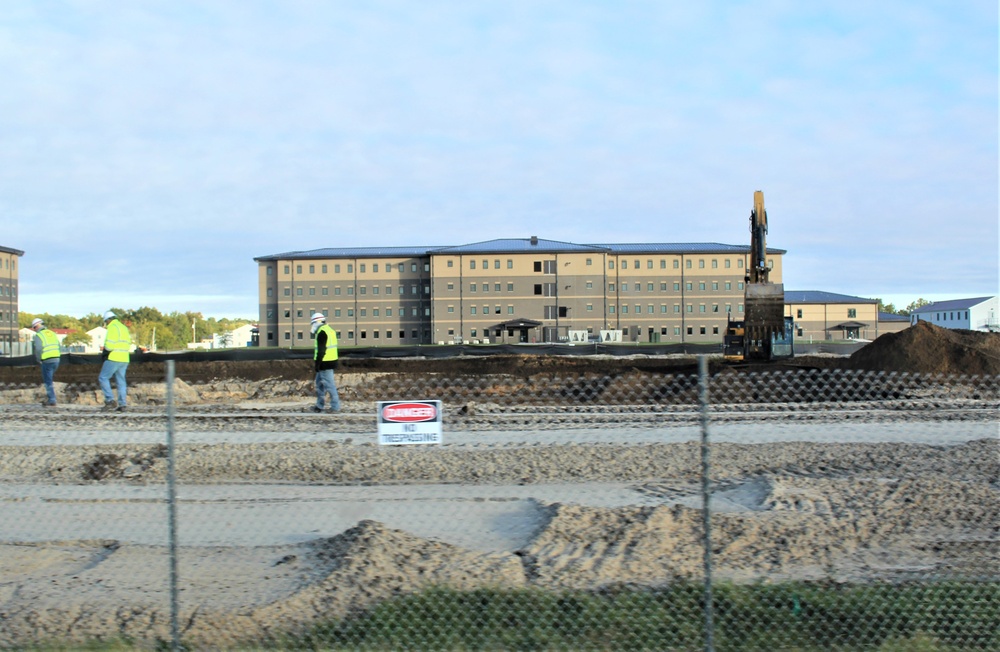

{"left": 723, "top": 190, "right": 794, "bottom": 362}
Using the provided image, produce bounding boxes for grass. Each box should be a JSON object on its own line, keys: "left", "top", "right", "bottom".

{"left": 14, "top": 581, "right": 998, "bottom": 651}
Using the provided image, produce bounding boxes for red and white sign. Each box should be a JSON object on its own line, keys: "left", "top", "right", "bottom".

{"left": 381, "top": 403, "right": 438, "bottom": 423}
{"left": 377, "top": 400, "right": 443, "bottom": 445}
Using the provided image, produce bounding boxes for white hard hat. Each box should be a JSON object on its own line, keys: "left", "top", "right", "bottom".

{"left": 30, "top": 318, "right": 43, "bottom": 328}
{"left": 103, "top": 310, "right": 116, "bottom": 321}
{"left": 310, "top": 312, "right": 326, "bottom": 323}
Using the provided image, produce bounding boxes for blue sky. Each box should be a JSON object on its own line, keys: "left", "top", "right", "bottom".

{"left": 2, "top": 1, "right": 996, "bottom": 319}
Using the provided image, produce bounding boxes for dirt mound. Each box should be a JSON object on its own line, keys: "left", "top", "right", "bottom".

{"left": 847, "top": 321, "right": 1000, "bottom": 375}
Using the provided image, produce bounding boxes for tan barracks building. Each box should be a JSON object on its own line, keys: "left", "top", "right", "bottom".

{"left": 0, "top": 244, "right": 23, "bottom": 353}
{"left": 254, "top": 237, "right": 783, "bottom": 346}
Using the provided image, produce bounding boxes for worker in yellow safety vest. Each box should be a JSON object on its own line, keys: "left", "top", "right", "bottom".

{"left": 30, "top": 318, "right": 61, "bottom": 406}
{"left": 98, "top": 310, "right": 132, "bottom": 412}
{"left": 309, "top": 312, "right": 341, "bottom": 413}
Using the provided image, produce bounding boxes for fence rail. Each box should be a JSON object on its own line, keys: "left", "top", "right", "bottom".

{"left": 0, "top": 364, "right": 996, "bottom": 651}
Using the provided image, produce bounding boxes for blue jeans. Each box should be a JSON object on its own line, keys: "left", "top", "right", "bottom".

{"left": 315, "top": 369, "right": 341, "bottom": 411}
{"left": 99, "top": 360, "right": 129, "bottom": 406}
{"left": 41, "top": 359, "right": 59, "bottom": 404}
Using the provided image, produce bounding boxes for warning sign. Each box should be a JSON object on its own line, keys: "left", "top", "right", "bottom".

{"left": 377, "top": 400, "right": 443, "bottom": 445}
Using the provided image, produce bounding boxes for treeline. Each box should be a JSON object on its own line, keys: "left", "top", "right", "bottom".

{"left": 18, "top": 307, "right": 254, "bottom": 351}
{"left": 876, "top": 298, "right": 929, "bottom": 316}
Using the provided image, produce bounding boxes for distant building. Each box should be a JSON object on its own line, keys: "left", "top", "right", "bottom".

{"left": 0, "top": 244, "right": 24, "bottom": 354}
{"left": 254, "top": 237, "right": 784, "bottom": 346}
{"left": 910, "top": 297, "right": 999, "bottom": 332}
{"left": 784, "top": 291, "right": 882, "bottom": 341}
{"left": 877, "top": 311, "right": 911, "bottom": 337}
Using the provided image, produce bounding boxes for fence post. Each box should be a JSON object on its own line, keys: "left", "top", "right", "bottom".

{"left": 166, "top": 360, "right": 180, "bottom": 651}
{"left": 698, "top": 355, "right": 714, "bottom": 652}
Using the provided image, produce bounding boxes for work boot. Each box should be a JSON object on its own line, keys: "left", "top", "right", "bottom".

{"left": 307, "top": 405, "right": 323, "bottom": 413}
{"left": 101, "top": 400, "right": 116, "bottom": 412}
{"left": 115, "top": 405, "right": 127, "bottom": 413}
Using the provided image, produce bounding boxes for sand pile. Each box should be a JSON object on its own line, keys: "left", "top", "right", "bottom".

{"left": 848, "top": 321, "right": 1000, "bottom": 375}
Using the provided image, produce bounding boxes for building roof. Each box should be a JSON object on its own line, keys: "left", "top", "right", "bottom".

{"left": 910, "top": 296, "right": 996, "bottom": 314}
{"left": 785, "top": 290, "right": 878, "bottom": 304}
{"left": 256, "top": 238, "right": 785, "bottom": 260}
{"left": 591, "top": 242, "right": 784, "bottom": 255}
{"left": 826, "top": 320, "right": 869, "bottom": 330}
{"left": 254, "top": 246, "right": 439, "bottom": 262}
{"left": 878, "top": 312, "right": 910, "bottom": 322}
{"left": 431, "top": 238, "right": 608, "bottom": 254}
{"left": 0, "top": 245, "right": 25, "bottom": 256}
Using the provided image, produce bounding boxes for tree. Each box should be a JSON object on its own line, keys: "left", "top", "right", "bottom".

{"left": 901, "top": 298, "right": 931, "bottom": 316}
{"left": 62, "top": 331, "right": 94, "bottom": 347}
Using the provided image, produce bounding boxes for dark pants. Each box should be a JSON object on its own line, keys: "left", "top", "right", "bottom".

{"left": 41, "top": 359, "right": 59, "bottom": 404}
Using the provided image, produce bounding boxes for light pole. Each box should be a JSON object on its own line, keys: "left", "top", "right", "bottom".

{"left": 192, "top": 320, "right": 196, "bottom": 344}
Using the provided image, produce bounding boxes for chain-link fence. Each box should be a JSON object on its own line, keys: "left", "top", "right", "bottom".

{"left": 0, "top": 360, "right": 997, "bottom": 650}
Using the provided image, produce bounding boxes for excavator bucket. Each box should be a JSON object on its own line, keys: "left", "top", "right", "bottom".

{"left": 744, "top": 282, "right": 786, "bottom": 360}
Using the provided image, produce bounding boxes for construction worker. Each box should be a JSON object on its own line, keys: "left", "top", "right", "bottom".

{"left": 98, "top": 310, "right": 132, "bottom": 412}
{"left": 30, "top": 318, "right": 61, "bottom": 406}
{"left": 310, "top": 312, "right": 341, "bottom": 413}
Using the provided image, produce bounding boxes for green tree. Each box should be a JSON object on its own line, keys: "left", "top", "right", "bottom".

{"left": 62, "top": 331, "right": 94, "bottom": 347}
{"left": 901, "top": 298, "right": 931, "bottom": 316}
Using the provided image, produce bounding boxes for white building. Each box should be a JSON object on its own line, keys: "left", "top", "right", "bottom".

{"left": 910, "top": 296, "right": 999, "bottom": 332}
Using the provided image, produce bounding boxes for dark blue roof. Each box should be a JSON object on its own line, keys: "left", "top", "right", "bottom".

{"left": 910, "top": 296, "right": 995, "bottom": 313}
{"left": 256, "top": 238, "right": 783, "bottom": 260}
{"left": 0, "top": 245, "right": 24, "bottom": 256}
{"left": 430, "top": 238, "right": 608, "bottom": 254}
{"left": 785, "top": 291, "right": 878, "bottom": 304}
{"left": 878, "top": 312, "right": 910, "bottom": 322}
{"left": 254, "top": 246, "right": 439, "bottom": 261}
{"left": 592, "top": 242, "right": 784, "bottom": 254}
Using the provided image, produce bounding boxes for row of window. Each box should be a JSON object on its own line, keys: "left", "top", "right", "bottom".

{"left": 269, "top": 307, "right": 432, "bottom": 319}
{"left": 270, "top": 262, "right": 431, "bottom": 276}
{"left": 272, "top": 329, "right": 428, "bottom": 342}
{"left": 934, "top": 311, "right": 969, "bottom": 321}
{"left": 269, "top": 284, "right": 431, "bottom": 298}
{"left": 268, "top": 257, "right": 754, "bottom": 277}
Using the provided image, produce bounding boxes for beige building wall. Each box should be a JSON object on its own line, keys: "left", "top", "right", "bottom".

{"left": 786, "top": 300, "right": 879, "bottom": 341}
{"left": 255, "top": 242, "right": 786, "bottom": 347}
{"left": 0, "top": 245, "right": 23, "bottom": 351}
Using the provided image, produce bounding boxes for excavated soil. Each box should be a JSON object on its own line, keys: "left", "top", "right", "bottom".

{"left": 0, "top": 322, "right": 997, "bottom": 648}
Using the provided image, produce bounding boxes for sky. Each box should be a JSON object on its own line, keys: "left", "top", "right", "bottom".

{"left": 2, "top": 1, "right": 996, "bottom": 319}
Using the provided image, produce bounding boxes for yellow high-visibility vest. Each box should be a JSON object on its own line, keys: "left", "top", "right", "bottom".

{"left": 37, "top": 328, "right": 61, "bottom": 361}
{"left": 104, "top": 319, "right": 131, "bottom": 363}
{"left": 314, "top": 324, "right": 339, "bottom": 362}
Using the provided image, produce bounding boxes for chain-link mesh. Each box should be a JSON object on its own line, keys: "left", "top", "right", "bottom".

{"left": 0, "top": 363, "right": 997, "bottom": 650}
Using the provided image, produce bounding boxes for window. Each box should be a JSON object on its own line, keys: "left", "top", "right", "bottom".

{"left": 647, "top": 260, "right": 653, "bottom": 269}
{"left": 296, "top": 265, "right": 302, "bottom": 274}
{"left": 587, "top": 304, "right": 594, "bottom": 311}
{"left": 447, "top": 283, "right": 454, "bottom": 291}
{"left": 609, "top": 306, "right": 616, "bottom": 314}
{"left": 482, "top": 259, "right": 488, "bottom": 270}
{"left": 674, "top": 304, "right": 680, "bottom": 313}
{"left": 699, "top": 282, "right": 706, "bottom": 291}
{"left": 447, "top": 260, "right": 454, "bottom": 268}
{"left": 284, "top": 309, "right": 290, "bottom": 318}
{"left": 621, "top": 260, "right": 628, "bottom": 269}
{"left": 711, "top": 260, "right": 718, "bottom": 268}
{"left": 507, "top": 259, "right": 513, "bottom": 269}
{"left": 267, "top": 288, "right": 273, "bottom": 297}
{"left": 470, "top": 283, "right": 477, "bottom": 292}
{"left": 848, "top": 309, "right": 857, "bottom": 318}
{"left": 359, "top": 286, "right": 366, "bottom": 295}
{"left": 308, "top": 287, "right": 315, "bottom": 296}
{"left": 334, "top": 309, "right": 341, "bottom": 317}
{"left": 309, "top": 264, "right": 315, "bottom": 274}
{"left": 347, "top": 264, "right": 354, "bottom": 273}
{"left": 470, "top": 260, "right": 476, "bottom": 269}
{"left": 296, "top": 288, "right": 303, "bottom": 296}
{"left": 494, "top": 259, "right": 500, "bottom": 269}
{"left": 699, "top": 260, "right": 705, "bottom": 268}
{"left": 266, "top": 266, "right": 273, "bottom": 276}
{"left": 686, "top": 282, "right": 693, "bottom": 291}
{"left": 699, "top": 305, "right": 706, "bottom": 313}
{"left": 674, "top": 282, "right": 680, "bottom": 291}
{"left": 335, "top": 264, "right": 341, "bottom": 273}
{"left": 586, "top": 258, "right": 593, "bottom": 266}
{"left": 398, "top": 263, "right": 404, "bottom": 272}
{"left": 321, "top": 287, "right": 328, "bottom": 295}
{"left": 687, "top": 327, "right": 693, "bottom": 335}
{"left": 648, "top": 283, "right": 654, "bottom": 291}
{"left": 609, "top": 261, "right": 615, "bottom": 269}
{"left": 360, "top": 309, "right": 367, "bottom": 316}
{"left": 622, "top": 305, "right": 629, "bottom": 314}
{"left": 725, "top": 282, "right": 732, "bottom": 291}
{"left": 284, "top": 265, "right": 290, "bottom": 274}
{"left": 647, "top": 305, "right": 654, "bottom": 314}
{"left": 796, "top": 309, "right": 803, "bottom": 318}
{"left": 686, "top": 260, "right": 692, "bottom": 269}
{"left": 700, "top": 327, "right": 706, "bottom": 335}
{"left": 448, "top": 306, "right": 455, "bottom": 313}
{"left": 347, "top": 308, "right": 354, "bottom": 317}
{"left": 470, "top": 307, "right": 477, "bottom": 315}
{"left": 411, "top": 263, "right": 418, "bottom": 272}
{"left": 673, "top": 260, "right": 679, "bottom": 269}
{"left": 507, "top": 283, "right": 513, "bottom": 292}
{"left": 712, "top": 282, "right": 718, "bottom": 291}
{"left": 737, "top": 260, "right": 744, "bottom": 268}
{"left": 634, "top": 283, "right": 641, "bottom": 291}
{"left": 713, "top": 326, "right": 719, "bottom": 335}
{"left": 509, "top": 306, "right": 516, "bottom": 315}
{"left": 360, "top": 264, "right": 366, "bottom": 273}
{"left": 495, "top": 305, "right": 501, "bottom": 314}
{"left": 725, "top": 259, "right": 731, "bottom": 268}
{"left": 373, "top": 309, "right": 379, "bottom": 316}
